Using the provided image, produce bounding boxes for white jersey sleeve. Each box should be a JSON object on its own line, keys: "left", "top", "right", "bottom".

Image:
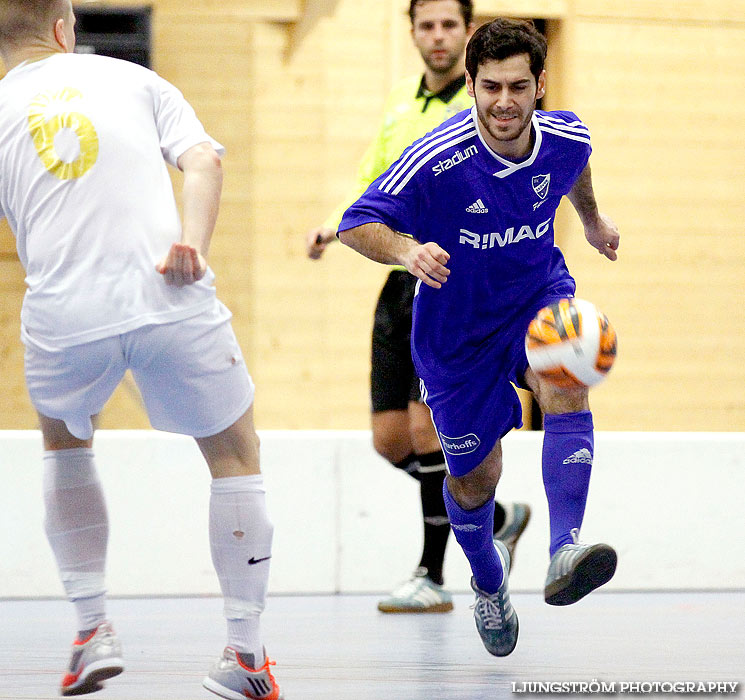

{"left": 151, "top": 73, "right": 225, "bottom": 166}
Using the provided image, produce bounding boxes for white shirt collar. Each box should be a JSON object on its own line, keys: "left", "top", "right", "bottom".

{"left": 470, "top": 106, "right": 543, "bottom": 179}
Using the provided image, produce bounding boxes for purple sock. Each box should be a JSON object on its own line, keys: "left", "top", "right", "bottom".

{"left": 542, "top": 411, "right": 594, "bottom": 556}
{"left": 442, "top": 480, "right": 504, "bottom": 593}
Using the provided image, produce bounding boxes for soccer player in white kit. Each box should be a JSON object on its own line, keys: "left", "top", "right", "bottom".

{"left": 0, "top": 2, "right": 282, "bottom": 698}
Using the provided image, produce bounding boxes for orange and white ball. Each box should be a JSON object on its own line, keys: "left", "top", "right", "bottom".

{"left": 525, "top": 298, "right": 617, "bottom": 388}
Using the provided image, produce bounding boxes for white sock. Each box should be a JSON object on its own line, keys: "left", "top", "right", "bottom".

{"left": 43, "top": 448, "right": 108, "bottom": 632}
{"left": 210, "top": 475, "right": 274, "bottom": 662}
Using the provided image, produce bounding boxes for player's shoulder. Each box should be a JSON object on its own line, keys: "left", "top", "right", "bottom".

{"left": 377, "top": 109, "right": 478, "bottom": 195}
{"left": 76, "top": 54, "right": 185, "bottom": 103}
{"left": 433, "top": 107, "right": 473, "bottom": 132}
{"left": 60, "top": 52, "right": 150, "bottom": 75}
{"left": 536, "top": 109, "right": 586, "bottom": 126}
{"left": 0, "top": 53, "right": 143, "bottom": 107}
{"left": 406, "top": 108, "right": 477, "bottom": 162}
{"left": 535, "top": 109, "right": 591, "bottom": 143}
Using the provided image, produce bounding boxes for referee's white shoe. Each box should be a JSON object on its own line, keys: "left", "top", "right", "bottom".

{"left": 377, "top": 567, "right": 454, "bottom": 613}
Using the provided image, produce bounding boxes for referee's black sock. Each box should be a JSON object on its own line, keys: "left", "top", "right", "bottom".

{"left": 416, "top": 450, "right": 450, "bottom": 586}
{"left": 393, "top": 453, "right": 421, "bottom": 481}
{"left": 493, "top": 500, "right": 507, "bottom": 534}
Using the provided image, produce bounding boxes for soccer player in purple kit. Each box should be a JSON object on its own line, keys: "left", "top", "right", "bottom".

{"left": 338, "top": 18, "right": 620, "bottom": 657}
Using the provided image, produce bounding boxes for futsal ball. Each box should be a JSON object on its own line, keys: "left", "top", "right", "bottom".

{"left": 525, "top": 298, "right": 617, "bottom": 388}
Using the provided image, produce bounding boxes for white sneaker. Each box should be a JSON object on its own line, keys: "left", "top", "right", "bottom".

{"left": 493, "top": 502, "right": 532, "bottom": 563}
{"left": 377, "top": 567, "right": 454, "bottom": 613}
{"left": 471, "top": 541, "right": 519, "bottom": 657}
{"left": 203, "top": 647, "right": 283, "bottom": 700}
{"left": 544, "top": 528, "right": 617, "bottom": 606}
{"left": 60, "top": 622, "right": 124, "bottom": 696}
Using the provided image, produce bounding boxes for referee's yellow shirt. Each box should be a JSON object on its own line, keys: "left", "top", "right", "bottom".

{"left": 325, "top": 73, "right": 472, "bottom": 231}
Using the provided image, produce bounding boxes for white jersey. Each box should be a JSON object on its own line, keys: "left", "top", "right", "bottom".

{"left": 0, "top": 53, "right": 225, "bottom": 349}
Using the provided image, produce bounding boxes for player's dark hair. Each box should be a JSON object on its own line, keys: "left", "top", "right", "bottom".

{"left": 409, "top": 0, "right": 473, "bottom": 27}
{"left": 465, "top": 18, "right": 547, "bottom": 82}
{"left": 0, "top": 0, "right": 67, "bottom": 49}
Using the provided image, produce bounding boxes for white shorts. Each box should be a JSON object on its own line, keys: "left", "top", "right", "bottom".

{"left": 23, "top": 302, "right": 254, "bottom": 440}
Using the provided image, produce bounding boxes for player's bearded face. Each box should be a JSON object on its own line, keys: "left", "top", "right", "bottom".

{"left": 411, "top": 1, "right": 470, "bottom": 76}
{"left": 468, "top": 55, "right": 546, "bottom": 157}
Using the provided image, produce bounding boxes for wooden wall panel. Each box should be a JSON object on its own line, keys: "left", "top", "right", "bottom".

{"left": 574, "top": 0, "right": 745, "bottom": 23}
{"left": 79, "top": 0, "right": 303, "bottom": 21}
{"left": 476, "top": 0, "right": 568, "bottom": 19}
{"left": 0, "top": 256, "right": 29, "bottom": 429}
{"left": 244, "top": 7, "right": 394, "bottom": 429}
{"left": 556, "top": 18, "right": 745, "bottom": 430}
{"left": 0, "top": 57, "right": 35, "bottom": 427}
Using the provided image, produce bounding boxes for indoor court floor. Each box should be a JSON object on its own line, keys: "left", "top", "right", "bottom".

{"left": 1, "top": 591, "right": 743, "bottom": 700}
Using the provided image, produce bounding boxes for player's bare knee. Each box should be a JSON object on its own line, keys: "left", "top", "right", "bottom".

{"left": 538, "top": 384, "right": 589, "bottom": 415}
{"left": 41, "top": 429, "right": 91, "bottom": 451}
{"left": 447, "top": 454, "right": 501, "bottom": 510}
{"left": 38, "top": 414, "right": 92, "bottom": 451}
{"left": 197, "top": 418, "right": 262, "bottom": 477}
{"left": 236, "top": 424, "right": 261, "bottom": 472}
{"left": 527, "top": 370, "right": 589, "bottom": 414}
{"left": 447, "top": 472, "right": 496, "bottom": 510}
{"left": 408, "top": 420, "right": 440, "bottom": 455}
{"left": 372, "top": 432, "right": 410, "bottom": 465}
{"left": 371, "top": 409, "right": 413, "bottom": 464}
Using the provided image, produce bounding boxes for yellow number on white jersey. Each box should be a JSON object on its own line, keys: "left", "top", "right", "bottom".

{"left": 27, "top": 87, "right": 99, "bottom": 180}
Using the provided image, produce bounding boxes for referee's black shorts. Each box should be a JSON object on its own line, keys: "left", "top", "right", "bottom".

{"left": 370, "top": 269, "right": 421, "bottom": 413}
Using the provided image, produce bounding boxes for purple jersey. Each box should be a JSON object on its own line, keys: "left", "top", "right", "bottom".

{"left": 340, "top": 106, "right": 591, "bottom": 387}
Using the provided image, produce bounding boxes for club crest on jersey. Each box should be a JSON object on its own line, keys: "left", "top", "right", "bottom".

{"left": 440, "top": 433, "right": 481, "bottom": 455}
{"left": 532, "top": 173, "right": 550, "bottom": 210}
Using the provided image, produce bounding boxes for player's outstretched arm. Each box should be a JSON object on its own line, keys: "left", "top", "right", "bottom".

{"left": 567, "top": 163, "right": 620, "bottom": 261}
{"left": 156, "top": 142, "right": 222, "bottom": 286}
{"left": 339, "top": 223, "right": 450, "bottom": 289}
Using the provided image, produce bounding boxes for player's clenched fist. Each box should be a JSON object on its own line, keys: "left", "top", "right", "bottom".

{"left": 156, "top": 243, "right": 207, "bottom": 286}
{"left": 585, "top": 213, "right": 620, "bottom": 261}
{"left": 403, "top": 242, "right": 450, "bottom": 289}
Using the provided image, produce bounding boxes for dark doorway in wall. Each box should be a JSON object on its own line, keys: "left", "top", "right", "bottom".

{"left": 73, "top": 5, "right": 152, "bottom": 68}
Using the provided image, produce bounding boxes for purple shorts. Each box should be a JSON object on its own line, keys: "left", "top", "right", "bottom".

{"left": 420, "top": 284, "right": 574, "bottom": 477}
